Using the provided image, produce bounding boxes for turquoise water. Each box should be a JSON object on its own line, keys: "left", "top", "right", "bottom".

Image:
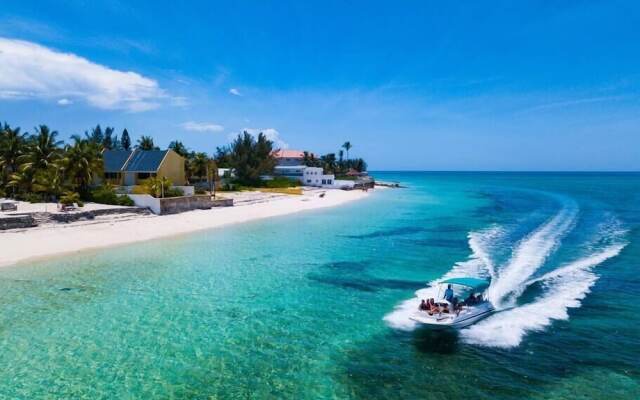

{"left": 0, "top": 172, "right": 639, "bottom": 399}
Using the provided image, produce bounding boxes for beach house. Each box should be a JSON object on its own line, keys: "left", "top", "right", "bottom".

{"left": 270, "top": 149, "right": 343, "bottom": 188}
{"left": 101, "top": 149, "right": 187, "bottom": 186}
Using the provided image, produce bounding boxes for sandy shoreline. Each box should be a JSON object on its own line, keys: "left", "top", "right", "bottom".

{"left": 0, "top": 189, "right": 370, "bottom": 268}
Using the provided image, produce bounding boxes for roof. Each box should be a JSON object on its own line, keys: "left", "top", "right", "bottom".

{"left": 441, "top": 277, "right": 490, "bottom": 291}
{"left": 103, "top": 150, "right": 133, "bottom": 172}
{"left": 272, "top": 149, "right": 306, "bottom": 159}
{"left": 346, "top": 168, "right": 365, "bottom": 176}
{"left": 124, "top": 150, "right": 169, "bottom": 172}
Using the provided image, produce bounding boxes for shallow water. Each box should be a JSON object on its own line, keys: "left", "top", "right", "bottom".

{"left": 0, "top": 172, "right": 638, "bottom": 399}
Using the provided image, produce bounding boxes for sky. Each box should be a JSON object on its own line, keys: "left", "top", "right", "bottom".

{"left": 0, "top": 0, "right": 639, "bottom": 171}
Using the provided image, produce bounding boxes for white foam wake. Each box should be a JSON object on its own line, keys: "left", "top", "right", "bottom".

{"left": 383, "top": 225, "right": 502, "bottom": 330}
{"left": 460, "top": 242, "right": 626, "bottom": 348}
{"left": 486, "top": 202, "right": 578, "bottom": 308}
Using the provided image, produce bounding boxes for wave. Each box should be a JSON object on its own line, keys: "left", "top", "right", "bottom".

{"left": 384, "top": 196, "right": 627, "bottom": 348}
{"left": 487, "top": 200, "right": 578, "bottom": 308}
{"left": 460, "top": 242, "right": 626, "bottom": 348}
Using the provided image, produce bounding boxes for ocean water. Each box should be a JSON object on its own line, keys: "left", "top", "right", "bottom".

{"left": 0, "top": 172, "right": 638, "bottom": 399}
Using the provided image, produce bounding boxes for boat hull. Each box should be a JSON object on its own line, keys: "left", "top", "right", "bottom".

{"left": 410, "top": 304, "right": 494, "bottom": 330}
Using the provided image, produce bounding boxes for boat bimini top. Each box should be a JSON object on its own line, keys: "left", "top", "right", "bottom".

{"left": 439, "top": 277, "right": 490, "bottom": 292}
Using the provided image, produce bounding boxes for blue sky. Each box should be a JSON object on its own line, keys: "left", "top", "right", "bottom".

{"left": 0, "top": 1, "right": 639, "bottom": 170}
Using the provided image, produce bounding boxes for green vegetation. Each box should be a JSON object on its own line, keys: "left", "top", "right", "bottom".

{"left": 215, "top": 131, "right": 276, "bottom": 186}
{"left": 139, "top": 176, "right": 183, "bottom": 198}
{"left": 302, "top": 141, "right": 367, "bottom": 175}
{"left": 59, "top": 191, "right": 84, "bottom": 207}
{"left": 90, "top": 184, "right": 134, "bottom": 206}
{"left": 0, "top": 120, "right": 172, "bottom": 204}
{"left": 263, "top": 176, "right": 301, "bottom": 188}
{"left": 2, "top": 119, "right": 368, "bottom": 203}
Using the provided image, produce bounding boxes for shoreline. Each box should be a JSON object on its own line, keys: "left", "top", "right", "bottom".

{"left": 0, "top": 189, "right": 370, "bottom": 268}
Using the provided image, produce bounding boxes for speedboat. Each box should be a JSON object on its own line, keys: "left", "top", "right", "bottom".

{"left": 410, "top": 277, "right": 494, "bottom": 330}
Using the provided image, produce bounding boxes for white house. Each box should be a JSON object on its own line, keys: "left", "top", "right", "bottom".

{"left": 302, "top": 167, "right": 335, "bottom": 187}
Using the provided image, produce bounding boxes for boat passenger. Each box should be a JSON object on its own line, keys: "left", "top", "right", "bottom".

{"left": 428, "top": 298, "right": 439, "bottom": 315}
{"left": 444, "top": 284, "right": 454, "bottom": 302}
{"left": 465, "top": 293, "right": 476, "bottom": 306}
{"left": 419, "top": 299, "right": 429, "bottom": 311}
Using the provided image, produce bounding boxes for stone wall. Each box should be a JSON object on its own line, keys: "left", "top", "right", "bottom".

{"left": 0, "top": 207, "right": 150, "bottom": 230}
{"left": 159, "top": 195, "right": 217, "bottom": 215}
{"left": 0, "top": 215, "right": 37, "bottom": 230}
{"left": 212, "top": 198, "right": 234, "bottom": 207}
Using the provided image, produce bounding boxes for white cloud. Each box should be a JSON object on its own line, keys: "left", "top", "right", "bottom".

{"left": 0, "top": 37, "right": 165, "bottom": 112}
{"left": 229, "top": 88, "right": 242, "bottom": 96}
{"left": 57, "top": 98, "right": 72, "bottom": 105}
{"left": 241, "top": 128, "right": 288, "bottom": 149}
{"left": 180, "top": 121, "right": 224, "bottom": 132}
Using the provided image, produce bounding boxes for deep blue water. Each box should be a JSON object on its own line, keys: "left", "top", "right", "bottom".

{"left": 0, "top": 172, "right": 638, "bottom": 399}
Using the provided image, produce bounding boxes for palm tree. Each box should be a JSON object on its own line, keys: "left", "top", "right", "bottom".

{"left": 0, "top": 123, "right": 26, "bottom": 191}
{"left": 342, "top": 141, "right": 352, "bottom": 160}
{"left": 19, "top": 125, "right": 63, "bottom": 177}
{"left": 143, "top": 176, "right": 172, "bottom": 198}
{"left": 12, "top": 125, "right": 63, "bottom": 197}
{"left": 168, "top": 140, "right": 189, "bottom": 157}
{"left": 190, "top": 152, "right": 210, "bottom": 182}
{"left": 60, "top": 136, "right": 103, "bottom": 196}
{"left": 137, "top": 135, "right": 157, "bottom": 150}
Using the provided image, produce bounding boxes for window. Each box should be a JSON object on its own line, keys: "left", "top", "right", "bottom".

{"left": 307, "top": 179, "right": 311, "bottom": 183}
{"left": 327, "top": 180, "right": 332, "bottom": 184}
{"left": 104, "top": 172, "right": 120, "bottom": 180}
{"left": 322, "top": 179, "right": 326, "bottom": 185}
{"left": 137, "top": 172, "right": 155, "bottom": 180}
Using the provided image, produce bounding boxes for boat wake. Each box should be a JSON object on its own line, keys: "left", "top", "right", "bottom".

{"left": 384, "top": 197, "right": 627, "bottom": 348}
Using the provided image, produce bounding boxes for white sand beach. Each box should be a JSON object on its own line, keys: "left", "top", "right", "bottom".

{"left": 0, "top": 189, "right": 369, "bottom": 268}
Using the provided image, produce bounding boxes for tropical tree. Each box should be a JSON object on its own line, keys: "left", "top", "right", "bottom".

{"left": 10, "top": 125, "right": 63, "bottom": 196}
{"left": 60, "top": 136, "right": 103, "bottom": 196}
{"left": 121, "top": 128, "right": 131, "bottom": 150}
{"left": 342, "top": 141, "right": 352, "bottom": 160}
{"left": 19, "top": 125, "right": 63, "bottom": 176}
{"left": 31, "top": 163, "right": 65, "bottom": 200}
{"left": 137, "top": 135, "right": 158, "bottom": 150}
{"left": 214, "top": 146, "right": 232, "bottom": 167}
{"left": 168, "top": 140, "right": 189, "bottom": 158}
{"left": 143, "top": 176, "right": 173, "bottom": 198}
{"left": 320, "top": 153, "right": 337, "bottom": 173}
{"left": 85, "top": 124, "right": 104, "bottom": 145}
{"left": 0, "top": 123, "right": 26, "bottom": 191}
{"left": 190, "top": 152, "right": 210, "bottom": 182}
{"left": 102, "top": 126, "right": 115, "bottom": 150}
{"left": 229, "top": 131, "right": 276, "bottom": 185}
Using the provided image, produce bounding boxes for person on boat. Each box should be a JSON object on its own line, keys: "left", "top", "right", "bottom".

{"left": 428, "top": 298, "right": 439, "bottom": 315}
{"left": 444, "top": 284, "right": 454, "bottom": 302}
{"left": 465, "top": 293, "right": 476, "bottom": 306}
{"left": 419, "top": 299, "right": 429, "bottom": 311}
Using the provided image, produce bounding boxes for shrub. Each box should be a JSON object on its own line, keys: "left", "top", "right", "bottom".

{"left": 163, "top": 187, "right": 184, "bottom": 198}
{"left": 0, "top": 187, "right": 5, "bottom": 198}
{"left": 60, "top": 191, "right": 83, "bottom": 207}
{"left": 142, "top": 176, "right": 182, "bottom": 198}
{"left": 90, "top": 184, "right": 119, "bottom": 205}
{"left": 23, "top": 193, "right": 44, "bottom": 203}
{"left": 90, "top": 185, "right": 135, "bottom": 206}
{"left": 117, "top": 195, "right": 135, "bottom": 206}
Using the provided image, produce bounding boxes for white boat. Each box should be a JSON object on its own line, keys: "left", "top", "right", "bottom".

{"left": 410, "top": 277, "right": 494, "bottom": 330}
